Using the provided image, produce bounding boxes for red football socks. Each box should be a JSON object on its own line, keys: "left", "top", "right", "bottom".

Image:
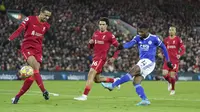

{"left": 171, "top": 77, "right": 176, "bottom": 90}
{"left": 83, "top": 86, "right": 91, "bottom": 96}
{"left": 106, "top": 78, "right": 114, "bottom": 83}
{"left": 34, "top": 70, "right": 45, "bottom": 92}
{"left": 16, "top": 77, "right": 34, "bottom": 98}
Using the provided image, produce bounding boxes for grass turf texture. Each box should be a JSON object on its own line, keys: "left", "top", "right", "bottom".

{"left": 0, "top": 81, "right": 200, "bottom": 112}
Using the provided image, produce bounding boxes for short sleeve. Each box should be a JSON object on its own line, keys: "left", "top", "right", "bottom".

{"left": 155, "top": 36, "right": 162, "bottom": 46}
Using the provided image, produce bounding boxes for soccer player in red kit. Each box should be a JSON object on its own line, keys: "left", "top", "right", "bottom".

{"left": 159, "top": 26, "right": 185, "bottom": 95}
{"left": 74, "top": 17, "right": 120, "bottom": 101}
{"left": 2, "top": 6, "right": 52, "bottom": 104}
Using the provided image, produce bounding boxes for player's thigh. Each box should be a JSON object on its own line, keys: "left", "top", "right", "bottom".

{"left": 22, "top": 48, "right": 39, "bottom": 68}
{"left": 34, "top": 53, "right": 43, "bottom": 64}
{"left": 21, "top": 48, "right": 35, "bottom": 61}
{"left": 162, "top": 62, "right": 169, "bottom": 75}
{"left": 27, "top": 56, "right": 40, "bottom": 70}
{"left": 136, "top": 58, "right": 155, "bottom": 79}
{"left": 91, "top": 59, "right": 105, "bottom": 74}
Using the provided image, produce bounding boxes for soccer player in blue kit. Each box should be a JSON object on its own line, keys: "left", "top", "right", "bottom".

{"left": 101, "top": 24, "right": 173, "bottom": 106}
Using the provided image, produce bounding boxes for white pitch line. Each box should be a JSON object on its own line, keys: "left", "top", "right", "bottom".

{"left": 0, "top": 89, "right": 200, "bottom": 102}
{"left": 0, "top": 89, "right": 60, "bottom": 97}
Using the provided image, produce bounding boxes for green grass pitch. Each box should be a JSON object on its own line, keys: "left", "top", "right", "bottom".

{"left": 0, "top": 81, "right": 200, "bottom": 112}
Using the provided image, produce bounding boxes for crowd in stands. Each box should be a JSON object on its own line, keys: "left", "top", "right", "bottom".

{"left": 0, "top": 0, "right": 200, "bottom": 73}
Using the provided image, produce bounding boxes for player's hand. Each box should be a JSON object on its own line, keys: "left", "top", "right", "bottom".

{"left": 1, "top": 39, "right": 10, "bottom": 47}
{"left": 167, "top": 61, "right": 173, "bottom": 69}
{"left": 107, "top": 57, "right": 115, "bottom": 65}
{"left": 117, "top": 44, "right": 124, "bottom": 50}
{"left": 158, "top": 53, "right": 163, "bottom": 58}
{"left": 177, "top": 55, "right": 180, "bottom": 59}
{"left": 89, "top": 39, "right": 94, "bottom": 44}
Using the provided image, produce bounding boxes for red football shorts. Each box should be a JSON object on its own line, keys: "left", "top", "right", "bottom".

{"left": 163, "top": 61, "right": 179, "bottom": 72}
{"left": 21, "top": 48, "right": 42, "bottom": 63}
{"left": 91, "top": 59, "right": 106, "bottom": 74}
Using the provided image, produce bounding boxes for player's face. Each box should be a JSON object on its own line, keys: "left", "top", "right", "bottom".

{"left": 169, "top": 27, "right": 176, "bottom": 36}
{"left": 138, "top": 28, "right": 149, "bottom": 38}
{"left": 99, "top": 21, "right": 107, "bottom": 32}
{"left": 40, "top": 10, "right": 51, "bottom": 22}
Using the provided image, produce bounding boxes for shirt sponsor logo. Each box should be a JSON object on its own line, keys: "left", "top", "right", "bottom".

{"left": 94, "top": 40, "right": 104, "bottom": 44}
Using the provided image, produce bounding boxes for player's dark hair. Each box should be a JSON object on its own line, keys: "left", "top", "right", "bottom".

{"left": 40, "top": 6, "right": 51, "bottom": 13}
{"left": 138, "top": 23, "right": 149, "bottom": 29}
{"left": 99, "top": 17, "right": 109, "bottom": 26}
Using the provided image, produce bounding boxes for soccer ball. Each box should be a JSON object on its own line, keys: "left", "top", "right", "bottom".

{"left": 19, "top": 66, "right": 34, "bottom": 79}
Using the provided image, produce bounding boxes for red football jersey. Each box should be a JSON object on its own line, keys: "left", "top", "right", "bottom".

{"left": 164, "top": 36, "right": 185, "bottom": 63}
{"left": 20, "top": 16, "right": 50, "bottom": 51}
{"left": 91, "top": 30, "right": 119, "bottom": 60}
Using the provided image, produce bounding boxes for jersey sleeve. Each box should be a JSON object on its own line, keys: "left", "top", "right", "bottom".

{"left": 154, "top": 36, "right": 162, "bottom": 46}
{"left": 20, "top": 16, "right": 31, "bottom": 29}
{"left": 111, "top": 34, "right": 119, "bottom": 47}
{"left": 123, "top": 36, "right": 138, "bottom": 49}
{"left": 88, "top": 33, "right": 95, "bottom": 49}
{"left": 178, "top": 38, "right": 185, "bottom": 56}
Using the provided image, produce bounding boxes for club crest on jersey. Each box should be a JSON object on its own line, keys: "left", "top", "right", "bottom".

{"left": 173, "top": 40, "right": 175, "bottom": 44}
{"left": 102, "top": 35, "right": 106, "bottom": 39}
{"left": 140, "top": 44, "right": 150, "bottom": 51}
{"left": 148, "top": 41, "right": 152, "bottom": 45}
{"left": 42, "top": 27, "right": 46, "bottom": 32}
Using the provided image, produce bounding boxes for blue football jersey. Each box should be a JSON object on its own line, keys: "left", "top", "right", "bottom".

{"left": 123, "top": 34, "right": 162, "bottom": 62}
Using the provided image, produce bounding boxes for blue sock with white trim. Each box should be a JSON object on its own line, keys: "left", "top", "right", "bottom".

{"left": 134, "top": 84, "right": 147, "bottom": 100}
{"left": 112, "top": 73, "right": 132, "bottom": 88}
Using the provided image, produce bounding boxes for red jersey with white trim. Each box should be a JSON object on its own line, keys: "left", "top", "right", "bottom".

{"left": 91, "top": 30, "right": 119, "bottom": 60}
{"left": 164, "top": 36, "right": 185, "bottom": 63}
{"left": 20, "top": 16, "right": 50, "bottom": 51}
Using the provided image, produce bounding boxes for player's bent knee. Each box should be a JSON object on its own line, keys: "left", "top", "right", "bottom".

{"left": 129, "top": 65, "right": 140, "bottom": 76}
{"left": 93, "top": 76, "right": 101, "bottom": 83}
{"left": 162, "top": 70, "right": 168, "bottom": 76}
{"left": 169, "top": 72, "right": 176, "bottom": 77}
{"left": 93, "top": 79, "right": 100, "bottom": 83}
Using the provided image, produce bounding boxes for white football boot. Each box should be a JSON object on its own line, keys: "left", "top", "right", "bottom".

{"left": 74, "top": 95, "right": 87, "bottom": 101}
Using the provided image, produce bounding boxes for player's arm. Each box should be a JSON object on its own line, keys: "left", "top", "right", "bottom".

{"left": 88, "top": 33, "right": 95, "bottom": 49}
{"left": 111, "top": 34, "right": 120, "bottom": 59}
{"left": 178, "top": 38, "right": 185, "bottom": 57}
{"left": 117, "top": 36, "right": 137, "bottom": 50}
{"left": 156, "top": 37, "right": 173, "bottom": 69}
{"left": 106, "top": 34, "right": 120, "bottom": 64}
{"left": 157, "top": 38, "right": 167, "bottom": 58}
{"left": 2, "top": 17, "right": 29, "bottom": 47}
{"left": 9, "top": 17, "right": 30, "bottom": 40}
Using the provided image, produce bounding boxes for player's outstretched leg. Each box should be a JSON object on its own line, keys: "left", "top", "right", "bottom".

{"left": 94, "top": 75, "right": 121, "bottom": 89}
{"left": 27, "top": 56, "right": 49, "bottom": 100}
{"left": 74, "top": 68, "right": 97, "bottom": 101}
{"left": 101, "top": 73, "right": 132, "bottom": 91}
{"left": 162, "top": 70, "right": 171, "bottom": 91}
{"left": 133, "top": 76, "right": 150, "bottom": 106}
{"left": 12, "top": 76, "right": 34, "bottom": 104}
{"left": 168, "top": 71, "right": 176, "bottom": 95}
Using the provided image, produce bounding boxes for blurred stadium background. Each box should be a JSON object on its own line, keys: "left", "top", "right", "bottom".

{"left": 1, "top": 0, "right": 200, "bottom": 112}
